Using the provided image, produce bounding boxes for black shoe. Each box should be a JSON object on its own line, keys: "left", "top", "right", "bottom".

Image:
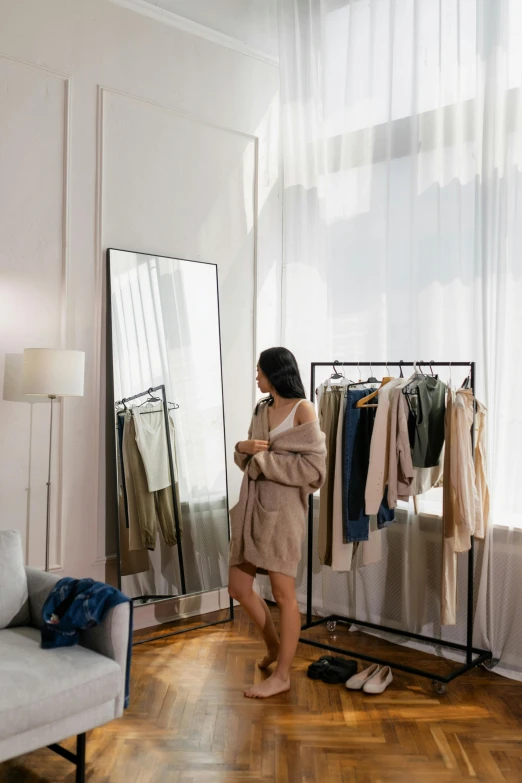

{"left": 321, "top": 657, "right": 357, "bottom": 684}
{"left": 307, "top": 656, "right": 335, "bottom": 679}
{"left": 307, "top": 656, "right": 358, "bottom": 683}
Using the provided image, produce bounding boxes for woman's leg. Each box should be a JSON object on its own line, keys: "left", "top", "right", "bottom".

{"left": 244, "top": 571, "right": 300, "bottom": 699}
{"left": 228, "top": 564, "right": 280, "bottom": 667}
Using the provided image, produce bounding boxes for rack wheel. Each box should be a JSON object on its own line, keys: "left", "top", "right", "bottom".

{"left": 432, "top": 681, "right": 447, "bottom": 695}
{"left": 483, "top": 658, "right": 499, "bottom": 671}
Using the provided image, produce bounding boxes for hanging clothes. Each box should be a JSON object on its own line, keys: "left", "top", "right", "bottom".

{"left": 411, "top": 457, "right": 444, "bottom": 497}
{"left": 115, "top": 414, "right": 149, "bottom": 576}
{"left": 474, "top": 398, "right": 490, "bottom": 539}
{"left": 408, "top": 376, "right": 447, "bottom": 469}
{"left": 123, "top": 413, "right": 179, "bottom": 550}
{"left": 117, "top": 413, "right": 130, "bottom": 529}
{"left": 368, "top": 376, "right": 447, "bottom": 511}
{"left": 365, "top": 379, "right": 405, "bottom": 515}
{"left": 386, "top": 384, "right": 415, "bottom": 508}
{"left": 317, "top": 385, "right": 344, "bottom": 565}
{"left": 331, "top": 388, "right": 353, "bottom": 570}
{"left": 133, "top": 402, "right": 172, "bottom": 492}
{"left": 315, "top": 363, "right": 489, "bottom": 631}
{"left": 330, "top": 388, "right": 383, "bottom": 571}
{"left": 343, "top": 389, "right": 395, "bottom": 543}
{"left": 441, "top": 388, "right": 489, "bottom": 625}
{"left": 122, "top": 415, "right": 149, "bottom": 553}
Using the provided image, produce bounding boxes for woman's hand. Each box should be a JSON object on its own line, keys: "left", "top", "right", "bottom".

{"left": 237, "top": 440, "right": 269, "bottom": 455}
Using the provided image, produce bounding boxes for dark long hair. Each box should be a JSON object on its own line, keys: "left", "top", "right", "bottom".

{"left": 256, "top": 347, "right": 306, "bottom": 411}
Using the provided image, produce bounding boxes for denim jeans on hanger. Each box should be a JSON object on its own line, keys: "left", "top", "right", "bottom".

{"left": 342, "top": 389, "right": 395, "bottom": 543}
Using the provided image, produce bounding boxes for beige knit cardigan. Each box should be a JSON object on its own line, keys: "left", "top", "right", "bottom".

{"left": 229, "top": 402, "right": 327, "bottom": 578}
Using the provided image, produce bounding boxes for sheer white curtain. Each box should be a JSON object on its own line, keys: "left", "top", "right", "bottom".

{"left": 278, "top": 0, "right": 522, "bottom": 676}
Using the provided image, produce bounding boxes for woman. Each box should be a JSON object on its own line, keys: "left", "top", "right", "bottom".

{"left": 229, "top": 347, "right": 327, "bottom": 699}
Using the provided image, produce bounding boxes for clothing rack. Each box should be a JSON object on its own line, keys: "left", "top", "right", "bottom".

{"left": 114, "top": 384, "right": 234, "bottom": 643}
{"left": 299, "top": 361, "right": 492, "bottom": 692}
{"left": 116, "top": 384, "right": 186, "bottom": 595}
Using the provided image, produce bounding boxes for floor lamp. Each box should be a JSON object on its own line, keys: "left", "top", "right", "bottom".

{"left": 22, "top": 348, "right": 85, "bottom": 571}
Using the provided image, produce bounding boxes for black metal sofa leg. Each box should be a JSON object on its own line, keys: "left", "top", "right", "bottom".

{"left": 76, "top": 733, "right": 86, "bottom": 783}
{"left": 48, "top": 733, "right": 86, "bottom": 781}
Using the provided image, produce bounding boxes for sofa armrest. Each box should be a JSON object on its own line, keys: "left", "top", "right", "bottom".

{"left": 25, "top": 567, "right": 61, "bottom": 629}
{"left": 80, "top": 602, "right": 131, "bottom": 715}
{"left": 25, "top": 567, "right": 131, "bottom": 714}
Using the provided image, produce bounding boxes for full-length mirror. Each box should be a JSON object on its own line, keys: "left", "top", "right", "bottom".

{"left": 107, "top": 249, "right": 230, "bottom": 603}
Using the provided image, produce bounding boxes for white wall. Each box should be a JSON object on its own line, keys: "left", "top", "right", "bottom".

{"left": 0, "top": 0, "right": 282, "bottom": 580}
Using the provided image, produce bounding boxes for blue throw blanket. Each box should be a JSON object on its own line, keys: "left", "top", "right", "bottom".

{"left": 41, "top": 578, "right": 133, "bottom": 709}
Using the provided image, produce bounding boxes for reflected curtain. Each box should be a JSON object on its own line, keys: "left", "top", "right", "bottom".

{"left": 278, "top": 0, "right": 522, "bottom": 677}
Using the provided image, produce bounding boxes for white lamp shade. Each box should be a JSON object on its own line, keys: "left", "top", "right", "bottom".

{"left": 22, "top": 349, "right": 85, "bottom": 397}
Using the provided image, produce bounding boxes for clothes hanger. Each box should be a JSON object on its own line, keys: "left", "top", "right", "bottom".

{"left": 135, "top": 388, "right": 180, "bottom": 415}
{"left": 137, "top": 388, "right": 161, "bottom": 405}
{"left": 328, "top": 361, "right": 346, "bottom": 386}
{"left": 323, "top": 361, "right": 354, "bottom": 390}
{"left": 135, "top": 389, "right": 162, "bottom": 411}
{"left": 461, "top": 366, "right": 472, "bottom": 389}
{"left": 356, "top": 363, "right": 395, "bottom": 408}
{"left": 347, "top": 363, "right": 379, "bottom": 406}
{"left": 346, "top": 362, "right": 374, "bottom": 389}
{"left": 401, "top": 361, "right": 425, "bottom": 397}
{"left": 331, "top": 361, "right": 344, "bottom": 380}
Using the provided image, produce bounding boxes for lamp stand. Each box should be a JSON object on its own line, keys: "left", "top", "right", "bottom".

{"left": 45, "top": 395, "right": 56, "bottom": 572}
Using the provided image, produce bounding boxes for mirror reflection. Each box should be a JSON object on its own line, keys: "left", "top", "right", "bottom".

{"left": 108, "top": 249, "right": 230, "bottom": 603}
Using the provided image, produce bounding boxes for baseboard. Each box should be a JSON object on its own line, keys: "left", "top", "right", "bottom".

{"left": 132, "top": 586, "right": 232, "bottom": 631}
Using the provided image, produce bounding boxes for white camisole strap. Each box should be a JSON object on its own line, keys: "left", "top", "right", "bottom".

{"left": 269, "top": 399, "right": 306, "bottom": 440}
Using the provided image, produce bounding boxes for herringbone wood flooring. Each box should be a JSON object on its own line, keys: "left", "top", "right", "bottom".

{"left": 2, "top": 608, "right": 522, "bottom": 783}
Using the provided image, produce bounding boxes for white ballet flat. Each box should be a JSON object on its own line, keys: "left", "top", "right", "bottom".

{"left": 345, "top": 663, "right": 381, "bottom": 691}
{"left": 362, "top": 665, "right": 393, "bottom": 694}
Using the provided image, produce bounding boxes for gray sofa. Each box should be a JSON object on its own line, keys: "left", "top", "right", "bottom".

{"left": 0, "top": 530, "right": 131, "bottom": 783}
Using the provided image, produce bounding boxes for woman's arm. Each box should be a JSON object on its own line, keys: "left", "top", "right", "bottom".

{"left": 248, "top": 448, "right": 325, "bottom": 490}
{"left": 246, "top": 401, "right": 321, "bottom": 485}
{"left": 234, "top": 416, "right": 252, "bottom": 472}
{"left": 234, "top": 416, "right": 269, "bottom": 471}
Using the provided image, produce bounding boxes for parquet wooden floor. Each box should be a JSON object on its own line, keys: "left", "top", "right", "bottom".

{"left": 2, "top": 607, "right": 522, "bottom": 783}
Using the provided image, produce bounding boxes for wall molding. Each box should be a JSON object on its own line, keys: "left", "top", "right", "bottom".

{"left": 105, "top": 0, "right": 279, "bottom": 67}
{"left": 93, "top": 85, "right": 105, "bottom": 564}
{"left": 57, "top": 75, "right": 72, "bottom": 573}
{"left": 95, "top": 85, "right": 260, "bottom": 563}
{"left": 0, "top": 54, "right": 71, "bottom": 572}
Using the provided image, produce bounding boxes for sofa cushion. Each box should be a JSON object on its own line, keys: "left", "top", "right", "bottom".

{"left": 0, "top": 529, "right": 30, "bottom": 629}
{"left": 0, "top": 627, "right": 122, "bottom": 740}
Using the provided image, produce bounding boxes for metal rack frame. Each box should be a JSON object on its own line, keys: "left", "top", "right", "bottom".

{"left": 299, "top": 361, "right": 492, "bottom": 692}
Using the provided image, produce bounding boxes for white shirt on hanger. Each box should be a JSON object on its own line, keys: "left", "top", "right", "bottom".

{"left": 133, "top": 401, "right": 172, "bottom": 492}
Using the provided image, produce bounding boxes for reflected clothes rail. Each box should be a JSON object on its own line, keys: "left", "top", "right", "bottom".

{"left": 115, "top": 383, "right": 233, "bottom": 643}
{"left": 300, "top": 361, "right": 492, "bottom": 692}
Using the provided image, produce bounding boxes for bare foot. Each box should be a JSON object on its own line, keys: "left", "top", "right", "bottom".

{"left": 258, "top": 644, "right": 279, "bottom": 670}
{"left": 244, "top": 673, "right": 290, "bottom": 699}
